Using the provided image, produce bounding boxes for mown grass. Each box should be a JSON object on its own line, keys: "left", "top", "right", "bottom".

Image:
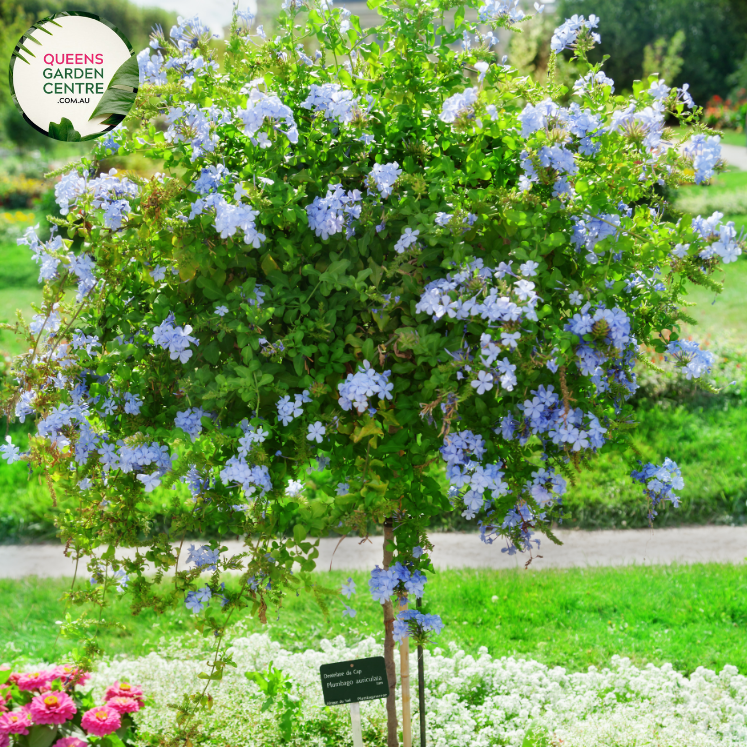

{"left": 2, "top": 565, "right": 746, "bottom": 676}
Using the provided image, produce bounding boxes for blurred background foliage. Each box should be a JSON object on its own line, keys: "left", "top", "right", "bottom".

{"left": 1, "top": 0, "right": 747, "bottom": 543}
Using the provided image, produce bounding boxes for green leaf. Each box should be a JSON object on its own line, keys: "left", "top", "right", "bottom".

{"left": 293, "top": 524, "right": 308, "bottom": 543}
{"left": 89, "top": 88, "right": 137, "bottom": 121}
{"left": 454, "top": 5, "right": 465, "bottom": 27}
{"left": 48, "top": 118, "right": 81, "bottom": 141}
{"left": 108, "top": 54, "right": 140, "bottom": 89}
{"left": 28, "top": 725, "right": 58, "bottom": 747}
{"left": 89, "top": 55, "right": 138, "bottom": 120}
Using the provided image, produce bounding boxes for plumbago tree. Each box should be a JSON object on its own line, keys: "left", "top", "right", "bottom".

{"left": 1, "top": 0, "right": 739, "bottom": 742}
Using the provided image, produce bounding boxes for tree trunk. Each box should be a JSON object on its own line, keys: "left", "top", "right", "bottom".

{"left": 383, "top": 518, "right": 399, "bottom": 747}
{"left": 400, "top": 599, "right": 412, "bottom": 747}
{"left": 417, "top": 597, "right": 426, "bottom": 747}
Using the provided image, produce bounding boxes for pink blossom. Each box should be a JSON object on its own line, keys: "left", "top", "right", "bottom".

{"left": 52, "top": 666, "right": 91, "bottom": 689}
{"left": 0, "top": 731, "right": 8, "bottom": 747}
{"left": 104, "top": 681, "right": 144, "bottom": 705}
{"left": 81, "top": 705, "right": 121, "bottom": 737}
{"left": 53, "top": 738, "right": 87, "bottom": 747}
{"left": 106, "top": 696, "right": 140, "bottom": 715}
{"left": 29, "top": 691, "right": 77, "bottom": 725}
{"left": 0, "top": 709, "right": 32, "bottom": 735}
{"left": 16, "top": 670, "right": 55, "bottom": 692}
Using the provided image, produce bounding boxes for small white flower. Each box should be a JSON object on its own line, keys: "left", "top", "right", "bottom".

{"left": 520, "top": 260, "right": 539, "bottom": 277}
{"left": 150, "top": 265, "right": 166, "bottom": 281}
{"left": 471, "top": 370, "right": 494, "bottom": 395}
{"left": 474, "top": 61, "right": 489, "bottom": 83}
{"left": 569, "top": 290, "right": 584, "bottom": 305}
{"left": 307, "top": 421, "right": 325, "bottom": 443}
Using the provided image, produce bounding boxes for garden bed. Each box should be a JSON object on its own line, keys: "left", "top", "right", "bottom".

{"left": 47, "top": 632, "right": 747, "bottom": 746}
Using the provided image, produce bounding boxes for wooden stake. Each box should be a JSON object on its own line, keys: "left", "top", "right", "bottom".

{"left": 400, "top": 597, "right": 412, "bottom": 747}
{"left": 417, "top": 597, "right": 426, "bottom": 747}
{"left": 383, "top": 519, "right": 399, "bottom": 747}
{"left": 350, "top": 701, "right": 364, "bottom": 747}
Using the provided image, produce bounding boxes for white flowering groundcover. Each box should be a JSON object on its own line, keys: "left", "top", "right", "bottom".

{"left": 84, "top": 630, "right": 747, "bottom": 746}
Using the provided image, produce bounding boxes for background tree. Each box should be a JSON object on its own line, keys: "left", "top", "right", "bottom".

{"left": 557, "top": 0, "right": 747, "bottom": 105}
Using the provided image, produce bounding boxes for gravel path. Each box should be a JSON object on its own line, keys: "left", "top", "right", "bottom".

{"left": 720, "top": 143, "right": 747, "bottom": 170}
{"left": 0, "top": 526, "right": 744, "bottom": 579}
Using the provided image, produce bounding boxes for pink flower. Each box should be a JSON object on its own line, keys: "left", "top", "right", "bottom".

{"left": 53, "top": 738, "right": 87, "bottom": 747}
{"left": 81, "top": 705, "right": 121, "bottom": 737}
{"left": 16, "top": 670, "right": 55, "bottom": 692}
{"left": 104, "top": 682, "right": 144, "bottom": 706}
{"left": 0, "top": 732, "right": 9, "bottom": 747}
{"left": 0, "top": 709, "right": 32, "bottom": 735}
{"left": 53, "top": 666, "right": 91, "bottom": 689}
{"left": 0, "top": 693, "right": 9, "bottom": 713}
{"left": 106, "top": 696, "right": 140, "bottom": 715}
{"left": 29, "top": 691, "right": 77, "bottom": 725}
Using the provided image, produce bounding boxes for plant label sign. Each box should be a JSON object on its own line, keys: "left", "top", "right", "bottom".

{"left": 319, "top": 656, "right": 389, "bottom": 706}
{"left": 9, "top": 12, "right": 136, "bottom": 141}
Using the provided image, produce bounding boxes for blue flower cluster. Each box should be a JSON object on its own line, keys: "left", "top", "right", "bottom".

{"left": 369, "top": 563, "right": 427, "bottom": 603}
{"left": 666, "top": 340, "right": 714, "bottom": 380}
{"left": 277, "top": 390, "right": 311, "bottom": 425}
{"left": 306, "top": 185, "right": 363, "bottom": 239}
{"left": 338, "top": 361, "right": 393, "bottom": 413}
{"left": 152, "top": 313, "right": 199, "bottom": 363}
{"left": 439, "top": 88, "right": 478, "bottom": 125}
{"left": 186, "top": 543, "right": 221, "bottom": 571}
{"left": 175, "top": 407, "right": 209, "bottom": 442}
{"left": 551, "top": 14, "right": 600, "bottom": 53}
{"left": 571, "top": 213, "right": 621, "bottom": 264}
{"left": 18, "top": 227, "right": 97, "bottom": 301}
{"left": 441, "top": 431, "right": 510, "bottom": 520}
{"left": 185, "top": 586, "right": 213, "bottom": 614}
{"left": 692, "top": 212, "right": 742, "bottom": 264}
{"left": 393, "top": 610, "right": 444, "bottom": 643}
{"left": 301, "top": 83, "right": 364, "bottom": 125}
{"left": 477, "top": 0, "right": 525, "bottom": 23}
{"left": 682, "top": 134, "right": 722, "bottom": 185}
{"left": 366, "top": 162, "right": 402, "bottom": 200}
{"left": 631, "top": 458, "right": 684, "bottom": 521}
{"left": 236, "top": 86, "right": 299, "bottom": 146}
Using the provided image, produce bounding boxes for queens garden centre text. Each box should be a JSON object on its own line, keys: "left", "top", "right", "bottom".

{"left": 42, "top": 53, "right": 105, "bottom": 95}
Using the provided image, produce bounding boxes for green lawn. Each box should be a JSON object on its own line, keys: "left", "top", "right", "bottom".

{"left": 3, "top": 565, "right": 746, "bottom": 676}
{"left": 679, "top": 257, "right": 747, "bottom": 339}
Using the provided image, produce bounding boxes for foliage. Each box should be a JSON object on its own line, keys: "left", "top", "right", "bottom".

{"left": 245, "top": 664, "right": 302, "bottom": 742}
{"left": 0, "top": 0, "right": 35, "bottom": 108}
{"left": 557, "top": 0, "right": 747, "bottom": 106}
{"left": 0, "top": 176, "right": 50, "bottom": 210}
{"left": 641, "top": 30, "right": 685, "bottom": 86}
{"left": 0, "top": 1, "right": 741, "bottom": 738}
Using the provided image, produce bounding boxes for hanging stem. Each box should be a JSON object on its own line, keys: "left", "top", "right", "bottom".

{"left": 416, "top": 596, "right": 426, "bottom": 747}
{"left": 383, "top": 518, "right": 399, "bottom": 747}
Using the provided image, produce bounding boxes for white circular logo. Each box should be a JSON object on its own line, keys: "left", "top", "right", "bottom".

{"left": 9, "top": 13, "right": 136, "bottom": 141}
